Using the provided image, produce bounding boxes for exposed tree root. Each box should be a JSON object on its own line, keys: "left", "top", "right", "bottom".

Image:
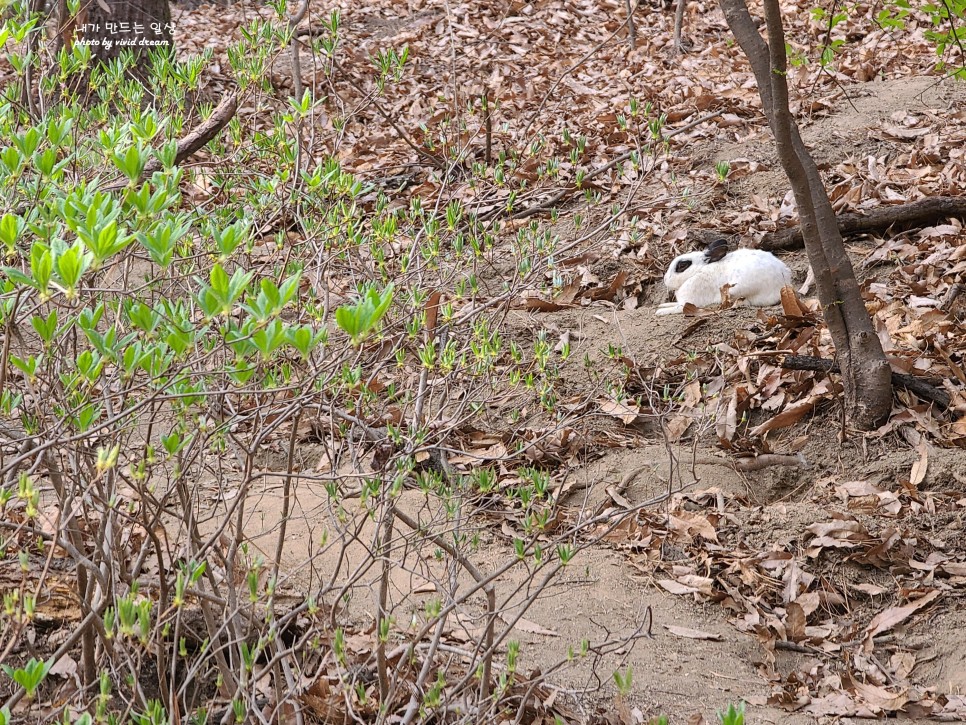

{"left": 778, "top": 354, "right": 952, "bottom": 411}
{"left": 760, "top": 196, "right": 966, "bottom": 251}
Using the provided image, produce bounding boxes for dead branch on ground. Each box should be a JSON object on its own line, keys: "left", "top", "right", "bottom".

{"left": 760, "top": 196, "right": 966, "bottom": 251}
{"left": 777, "top": 354, "right": 952, "bottom": 410}
{"left": 101, "top": 90, "right": 239, "bottom": 193}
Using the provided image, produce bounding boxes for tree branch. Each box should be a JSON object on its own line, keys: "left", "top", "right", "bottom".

{"left": 101, "top": 90, "right": 239, "bottom": 193}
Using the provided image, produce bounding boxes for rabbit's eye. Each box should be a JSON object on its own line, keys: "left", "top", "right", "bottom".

{"left": 674, "top": 260, "right": 692, "bottom": 273}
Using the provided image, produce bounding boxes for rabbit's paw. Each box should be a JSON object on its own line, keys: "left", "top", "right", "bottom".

{"left": 655, "top": 302, "right": 684, "bottom": 316}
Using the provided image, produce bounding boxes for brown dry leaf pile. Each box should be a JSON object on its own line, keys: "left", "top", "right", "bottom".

{"left": 589, "top": 483, "right": 966, "bottom": 719}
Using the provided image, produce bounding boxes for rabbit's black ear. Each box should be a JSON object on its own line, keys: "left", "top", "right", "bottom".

{"left": 704, "top": 239, "right": 729, "bottom": 263}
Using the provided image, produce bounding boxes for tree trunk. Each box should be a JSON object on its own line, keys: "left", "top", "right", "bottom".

{"left": 76, "top": 0, "right": 173, "bottom": 65}
{"left": 717, "top": 0, "right": 893, "bottom": 430}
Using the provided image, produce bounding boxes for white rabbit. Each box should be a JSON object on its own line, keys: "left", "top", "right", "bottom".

{"left": 656, "top": 239, "right": 792, "bottom": 315}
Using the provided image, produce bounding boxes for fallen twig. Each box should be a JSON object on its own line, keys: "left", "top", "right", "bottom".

{"left": 101, "top": 90, "right": 239, "bottom": 193}
{"left": 941, "top": 282, "right": 963, "bottom": 312}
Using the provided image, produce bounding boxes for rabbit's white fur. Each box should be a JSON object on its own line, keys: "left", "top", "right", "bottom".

{"left": 656, "top": 246, "right": 792, "bottom": 316}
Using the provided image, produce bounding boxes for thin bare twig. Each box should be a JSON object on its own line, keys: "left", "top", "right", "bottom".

{"left": 393, "top": 508, "right": 496, "bottom": 702}
{"left": 483, "top": 90, "right": 492, "bottom": 167}
{"left": 331, "top": 58, "right": 447, "bottom": 171}
{"left": 497, "top": 110, "right": 723, "bottom": 222}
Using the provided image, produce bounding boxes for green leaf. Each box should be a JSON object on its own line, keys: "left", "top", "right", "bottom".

{"left": 2, "top": 657, "right": 53, "bottom": 699}
{"left": 0, "top": 214, "right": 26, "bottom": 255}
{"left": 53, "top": 240, "right": 93, "bottom": 298}
{"left": 111, "top": 144, "right": 148, "bottom": 183}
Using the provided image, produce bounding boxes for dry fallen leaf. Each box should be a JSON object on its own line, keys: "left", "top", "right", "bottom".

{"left": 598, "top": 398, "right": 640, "bottom": 425}
{"left": 664, "top": 625, "right": 722, "bottom": 641}
{"left": 785, "top": 601, "right": 806, "bottom": 643}
{"left": 657, "top": 575, "right": 715, "bottom": 597}
{"left": 780, "top": 285, "right": 804, "bottom": 316}
{"left": 750, "top": 399, "right": 816, "bottom": 436}
{"left": 909, "top": 440, "right": 929, "bottom": 486}
{"left": 861, "top": 589, "right": 941, "bottom": 650}
{"left": 802, "top": 692, "right": 858, "bottom": 717}
{"left": 846, "top": 675, "right": 911, "bottom": 714}
{"left": 668, "top": 512, "right": 719, "bottom": 543}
